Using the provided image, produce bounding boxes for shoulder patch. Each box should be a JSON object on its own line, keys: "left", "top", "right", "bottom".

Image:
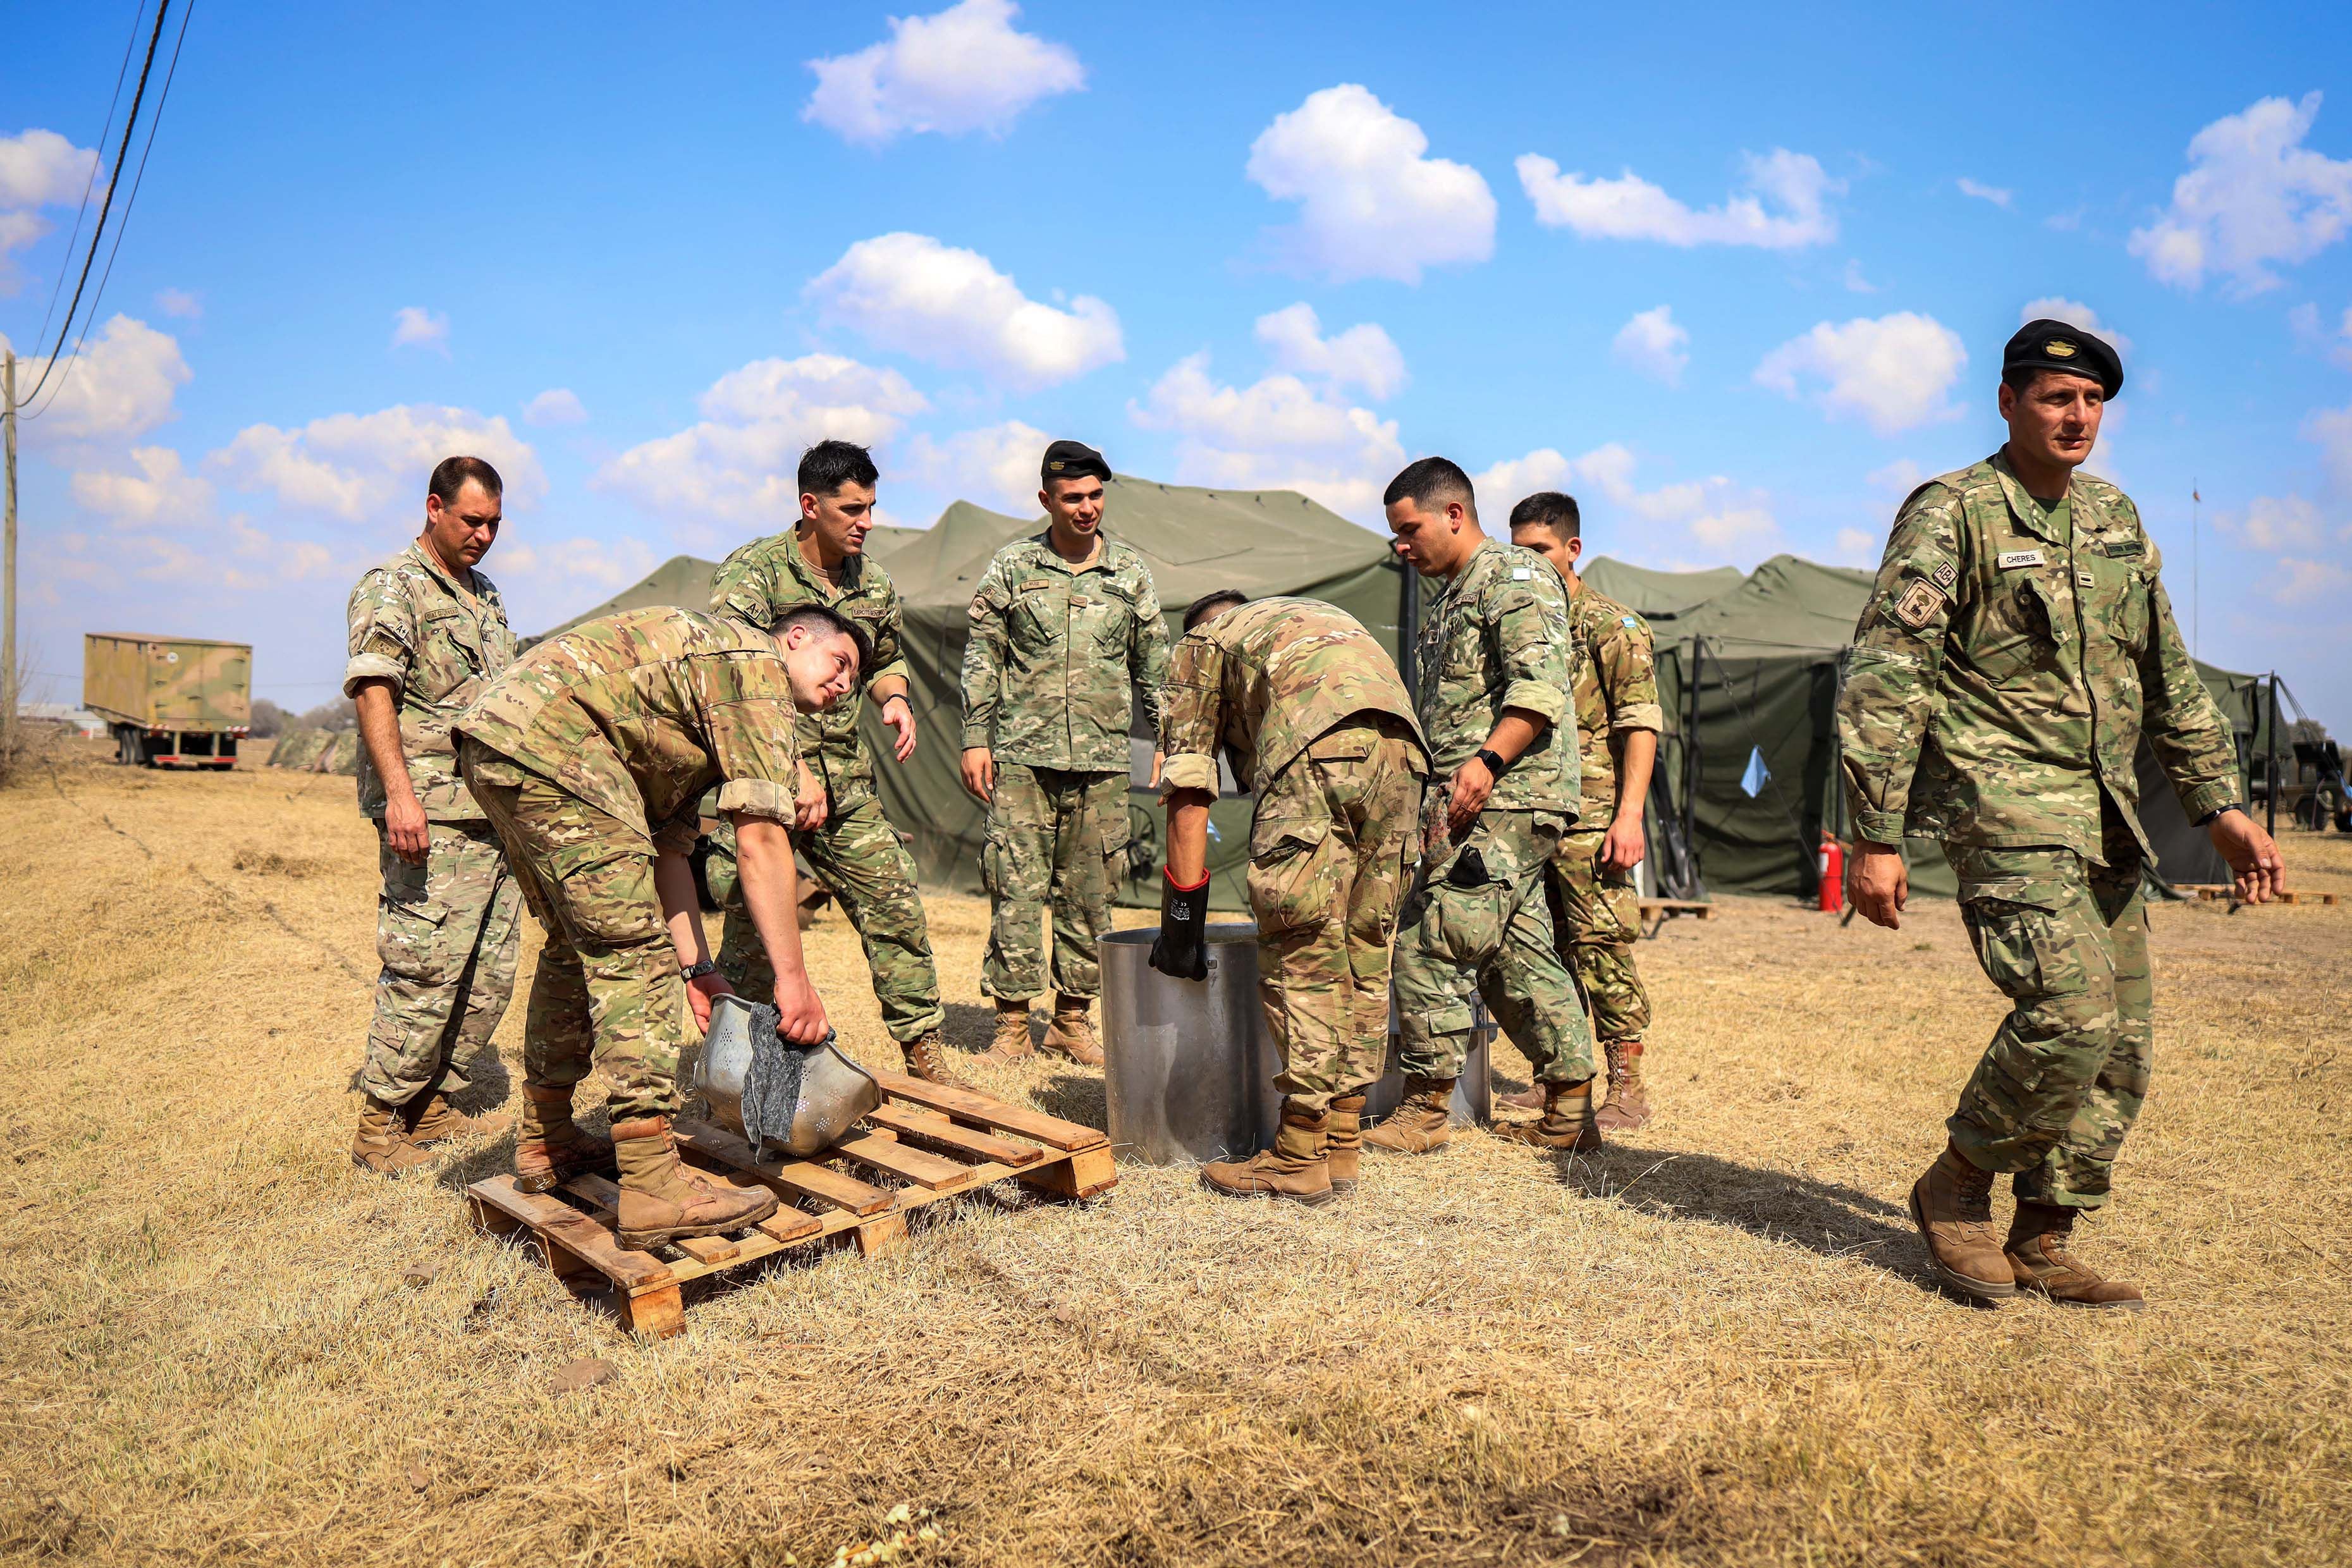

{"left": 1893, "top": 579, "right": 1946, "bottom": 629}
{"left": 1930, "top": 560, "right": 1957, "bottom": 589}
{"left": 1620, "top": 615, "right": 1639, "bottom": 628}
{"left": 1512, "top": 567, "right": 1533, "bottom": 580}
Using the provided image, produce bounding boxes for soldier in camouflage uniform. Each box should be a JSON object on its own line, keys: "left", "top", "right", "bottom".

{"left": 455, "top": 602, "right": 871, "bottom": 1249}
{"left": 343, "top": 456, "right": 525, "bottom": 1173}
{"left": 704, "top": 441, "right": 964, "bottom": 1087}
{"left": 1150, "top": 592, "right": 1429, "bottom": 1206}
{"left": 1841, "top": 320, "right": 2284, "bottom": 1309}
{"left": 1508, "top": 493, "right": 1665, "bottom": 1130}
{"left": 1368, "top": 458, "right": 1603, "bottom": 1156}
{"left": 960, "top": 440, "right": 1169, "bottom": 1065}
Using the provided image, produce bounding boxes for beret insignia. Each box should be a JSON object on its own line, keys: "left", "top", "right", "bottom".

{"left": 2045, "top": 338, "right": 2077, "bottom": 358}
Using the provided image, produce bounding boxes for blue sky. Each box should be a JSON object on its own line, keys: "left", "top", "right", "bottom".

{"left": 6, "top": 1, "right": 2351, "bottom": 723}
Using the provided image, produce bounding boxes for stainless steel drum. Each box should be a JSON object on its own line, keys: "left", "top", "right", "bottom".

{"left": 1363, "top": 995, "right": 1495, "bottom": 1127}
{"left": 1100, "top": 922, "right": 1282, "bottom": 1165}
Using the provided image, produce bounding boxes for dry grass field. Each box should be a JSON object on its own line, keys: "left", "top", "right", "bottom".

{"left": 2, "top": 740, "right": 2348, "bottom": 1566}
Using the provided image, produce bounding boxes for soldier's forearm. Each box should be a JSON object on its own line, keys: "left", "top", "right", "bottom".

{"left": 866, "top": 674, "right": 910, "bottom": 713}
{"left": 1165, "top": 792, "right": 1213, "bottom": 883}
{"left": 1481, "top": 711, "right": 1543, "bottom": 768}
{"left": 1614, "top": 730, "right": 1657, "bottom": 822}
{"left": 352, "top": 680, "right": 418, "bottom": 803}
{"left": 654, "top": 849, "right": 713, "bottom": 967}
{"left": 732, "top": 813, "right": 812, "bottom": 984}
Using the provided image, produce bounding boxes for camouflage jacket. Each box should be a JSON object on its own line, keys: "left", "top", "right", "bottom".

{"left": 1567, "top": 582, "right": 1664, "bottom": 816}
{"left": 1414, "top": 539, "right": 1580, "bottom": 819}
{"left": 960, "top": 531, "right": 1169, "bottom": 773}
{"left": 1836, "top": 449, "right": 2238, "bottom": 862}
{"left": 710, "top": 530, "right": 909, "bottom": 809}
{"left": 453, "top": 607, "right": 802, "bottom": 855}
{"left": 342, "top": 541, "right": 516, "bottom": 821}
{"left": 1159, "top": 597, "right": 1428, "bottom": 797}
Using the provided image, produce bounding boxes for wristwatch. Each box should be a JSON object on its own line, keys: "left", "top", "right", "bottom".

{"left": 682, "top": 959, "right": 720, "bottom": 981}
{"left": 2194, "top": 802, "right": 2245, "bottom": 826}
{"left": 1476, "top": 747, "right": 1507, "bottom": 777}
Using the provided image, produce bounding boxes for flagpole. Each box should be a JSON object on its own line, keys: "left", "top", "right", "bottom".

{"left": 2191, "top": 479, "right": 2200, "bottom": 659}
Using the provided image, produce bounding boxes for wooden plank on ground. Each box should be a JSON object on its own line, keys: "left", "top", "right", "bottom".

{"left": 867, "top": 1103, "right": 1041, "bottom": 1166}
{"left": 469, "top": 1174, "right": 672, "bottom": 1289}
{"left": 831, "top": 1129, "right": 976, "bottom": 1191}
{"left": 869, "top": 1070, "right": 1105, "bottom": 1152}
{"left": 671, "top": 1119, "right": 896, "bottom": 1216}
{"left": 1640, "top": 898, "right": 1715, "bottom": 919}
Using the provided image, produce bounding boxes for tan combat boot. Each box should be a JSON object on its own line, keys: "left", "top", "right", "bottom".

{"left": 986, "top": 1000, "right": 1035, "bottom": 1061}
{"left": 1907, "top": 1142, "right": 2017, "bottom": 1304}
{"left": 2006, "top": 1202, "right": 2146, "bottom": 1311}
{"left": 901, "top": 1028, "right": 974, "bottom": 1091}
{"left": 1041, "top": 996, "right": 1105, "bottom": 1066}
{"left": 1497, "top": 1079, "right": 1605, "bottom": 1151}
{"left": 610, "top": 1115, "right": 778, "bottom": 1249}
{"left": 1200, "top": 1103, "right": 1335, "bottom": 1207}
{"left": 351, "top": 1093, "right": 436, "bottom": 1174}
{"left": 1326, "top": 1092, "right": 1366, "bottom": 1197}
{"left": 513, "top": 1082, "right": 618, "bottom": 1195}
{"left": 1361, "top": 1076, "right": 1456, "bottom": 1155}
{"left": 1593, "top": 1041, "right": 1652, "bottom": 1132}
{"left": 405, "top": 1089, "right": 514, "bottom": 1146}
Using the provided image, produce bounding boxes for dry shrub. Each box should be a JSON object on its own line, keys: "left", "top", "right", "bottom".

{"left": 1, "top": 768, "right": 2348, "bottom": 1567}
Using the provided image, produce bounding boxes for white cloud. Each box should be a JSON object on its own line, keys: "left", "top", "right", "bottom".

{"left": 153, "top": 287, "right": 202, "bottom": 320}
{"left": 1611, "top": 305, "right": 1689, "bottom": 388}
{"left": 903, "top": 420, "right": 1051, "bottom": 513}
{"left": 71, "top": 446, "right": 214, "bottom": 526}
{"left": 2274, "top": 556, "right": 2352, "bottom": 605}
{"left": 596, "top": 353, "right": 926, "bottom": 529}
{"left": 1517, "top": 147, "right": 1841, "bottom": 248}
{"left": 496, "top": 535, "right": 658, "bottom": 591}
{"left": 523, "top": 388, "right": 589, "bottom": 427}
{"left": 1842, "top": 259, "right": 1881, "bottom": 294}
{"left": 212, "top": 405, "right": 543, "bottom": 527}
{"left": 804, "top": 0, "right": 1082, "bottom": 145}
{"left": 2289, "top": 302, "right": 2352, "bottom": 368}
{"left": 0, "top": 314, "right": 189, "bottom": 446}
{"left": 2306, "top": 402, "right": 2352, "bottom": 491}
{"left": 2129, "top": 92, "right": 2352, "bottom": 293}
{"left": 2226, "top": 494, "right": 2328, "bottom": 550}
{"left": 1129, "top": 350, "right": 1405, "bottom": 520}
{"left": 1753, "top": 312, "right": 1969, "bottom": 436}
{"left": 807, "top": 232, "right": 1122, "bottom": 389}
{"left": 1252, "top": 303, "right": 1407, "bottom": 400}
{"left": 1866, "top": 458, "right": 1926, "bottom": 495}
{"left": 1957, "top": 178, "right": 2013, "bottom": 208}
{"left": 1834, "top": 526, "right": 1882, "bottom": 566}
{"left": 1474, "top": 442, "right": 1778, "bottom": 558}
{"left": 2019, "top": 297, "right": 2133, "bottom": 355}
{"left": 0, "top": 128, "right": 98, "bottom": 290}
{"left": 1246, "top": 85, "right": 1495, "bottom": 285}
{"left": 390, "top": 307, "right": 450, "bottom": 354}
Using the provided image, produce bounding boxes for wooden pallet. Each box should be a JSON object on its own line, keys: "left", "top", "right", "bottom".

{"left": 2175, "top": 883, "right": 2341, "bottom": 906}
{"left": 1640, "top": 897, "right": 1716, "bottom": 921}
{"left": 467, "top": 1071, "right": 1115, "bottom": 1338}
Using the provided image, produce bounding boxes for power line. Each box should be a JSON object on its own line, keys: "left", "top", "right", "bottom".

{"left": 17, "top": 0, "right": 175, "bottom": 412}
{"left": 28, "top": 1, "right": 150, "bottom": 356}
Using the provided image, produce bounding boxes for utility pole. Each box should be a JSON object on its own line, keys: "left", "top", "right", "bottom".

{"left": 3, "top": 349, "right": 16, "bottom": 720}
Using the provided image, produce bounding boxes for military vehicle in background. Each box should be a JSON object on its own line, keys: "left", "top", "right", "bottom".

{"left": 2251, "top": 717, "right": 2351, "bottom": 833}
{"left": 82, "top": 633, "right": 253, "bottom": 769}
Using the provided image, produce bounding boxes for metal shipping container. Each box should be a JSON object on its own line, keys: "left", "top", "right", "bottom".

{"left": 82, "top": 632, "right": 253, "bottom": 769}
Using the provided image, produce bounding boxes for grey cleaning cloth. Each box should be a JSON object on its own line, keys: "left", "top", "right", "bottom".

{"left": 741, "top": 1005, "right": 823, "bottom": 1155}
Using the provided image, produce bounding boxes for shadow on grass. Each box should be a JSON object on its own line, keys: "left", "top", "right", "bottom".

{"left": 941, "top": 999, "right": 1010, "bottom": 1056}
{"left": 1031, "top": 1070, "right": 1106, "bottom": 1133}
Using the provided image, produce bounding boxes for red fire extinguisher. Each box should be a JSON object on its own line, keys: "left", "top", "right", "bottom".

{"left": 1818, "top": 833, "right": 1845, "bottom": 914}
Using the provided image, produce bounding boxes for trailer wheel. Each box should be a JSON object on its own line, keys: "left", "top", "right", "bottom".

{"left": 2313, "top": 781, "right": 2348, "bottom": 833}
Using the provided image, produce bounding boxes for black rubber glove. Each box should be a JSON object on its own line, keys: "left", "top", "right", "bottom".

{"left": 1148, "top": 867, "right": 1211, "bottom": 980}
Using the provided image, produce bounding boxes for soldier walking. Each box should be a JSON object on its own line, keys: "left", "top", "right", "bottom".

{"left": 959, "top": 440, "right": 1169, "bottom": 1065}
{"left": 1505, "top": 493, "right": 1665, "bottom": 1130}
{"left": 343, "top": 456, "right": 525, "bottom": 1173}
{"left": 454, "top": 603, "right": 870, "bottom": 1249}
{"left": 1149, "top": 593, "right": 1429, "bottom": 1205}
{"left": 706, "top": 441, "right": 964, "bottom": 1087}
{"left": 1369, "top": 458, "right": 1604, "bottom": 1155}
{"left": 1841, "top": 320, "right": 2284, "bottom": 1309}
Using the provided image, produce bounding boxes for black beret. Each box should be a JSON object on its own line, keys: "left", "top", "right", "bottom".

{"left": 1041, "top": 438, "right": 1111, "bottom": 484}
{"left": 2004, "top": 319, "right": 2123, "bottom": 398}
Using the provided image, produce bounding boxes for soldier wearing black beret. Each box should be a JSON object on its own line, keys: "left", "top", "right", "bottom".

{"left": 1837, "top": 314, "right": 2284, "bottom": 1310}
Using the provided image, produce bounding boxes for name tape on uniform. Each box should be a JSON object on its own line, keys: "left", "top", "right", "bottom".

{"left": 1998, "top": 549, "right": 2045, "bottom": 570}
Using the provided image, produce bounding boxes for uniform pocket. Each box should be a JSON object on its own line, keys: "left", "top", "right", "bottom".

{"left": 1957, "top": 871, "right": 2075, "bottom": 999}
{"left": 1246, "top": 820, "right": 1336, "bottom": 936}
{"left": 1422, "top": 871, "right": 1510, "bottom": 967}
{"left": 553, "top": 847, "right": 663, "bottom": 949}
{"left": 376, "top": 895, "right": 450, "bottom": 981}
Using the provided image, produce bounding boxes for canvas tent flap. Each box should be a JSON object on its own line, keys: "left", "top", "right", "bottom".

{"left": 1580, "top": 558, "right": 1746, "bottom": 619}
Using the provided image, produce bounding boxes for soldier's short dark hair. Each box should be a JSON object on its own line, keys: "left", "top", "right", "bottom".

{"left": 1508, "top": 491, "right": 1581, "bottom": 542}
{"left": 798, "top": 440, "right": 879, "bottom": 498}
{"left": 776, "top": 602, "right": 874, "bottom": 673}
{"left": 1184, "top": 590, "right": 1249, "bottom": 632}
{"left": 1383, "top": 456, "right": 1476, "bottom": 518}
{"left": 428, "top": 455, "right": 503, "bottom": 506}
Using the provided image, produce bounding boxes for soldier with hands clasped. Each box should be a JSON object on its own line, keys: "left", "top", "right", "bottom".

{"left": 1839, "top": 320, "right": 2284, "bottom": 1309}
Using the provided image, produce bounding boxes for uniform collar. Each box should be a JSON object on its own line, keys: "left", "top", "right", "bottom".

{"left": 789, "top": 529, "right": 864, "bottom": 597}
{"left": 1030, "top": 529, "right": 1109, "bottom": 574}
{"left": 1988, "top": 448, "right": 2077, "bottom": 546}
{"left": 408, "top": 539, "right": 486, "bottom": 603}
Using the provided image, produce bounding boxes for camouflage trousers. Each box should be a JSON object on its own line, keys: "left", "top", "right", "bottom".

{"left": 711, "top": 794, "right": 943, "bottom": 1043}
{"left": 360, "top": 819, "right": 522, "bottom": 1105}
{"left": 463, "top": 750, "right": 688, "bottom": 1121}
{"left": 1247, "top": 720, "right": 1426, "bottom": 1113}
{"left": 981, "top": 764, "right": 1130, "bottom": 1001}
{"left": 1393, "top": 807, "right": 1596, "bottom": 1086}
{"left": 1546, "top": 825, "right": 1651, "bottom": 1043}
{"left": 1944, "top": 814, "right": 2150, "bottom": 1210}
